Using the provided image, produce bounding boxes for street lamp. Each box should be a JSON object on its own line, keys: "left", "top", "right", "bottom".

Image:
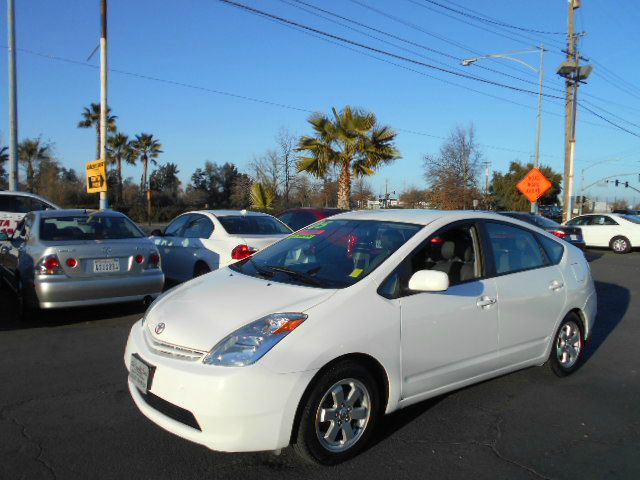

{"left": 462, "top": 46, "right": 545, "bottom": 213}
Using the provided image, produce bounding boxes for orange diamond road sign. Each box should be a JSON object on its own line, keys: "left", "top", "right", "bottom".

{"left": 516, "top": 168, "right": 552, "bottom": 203}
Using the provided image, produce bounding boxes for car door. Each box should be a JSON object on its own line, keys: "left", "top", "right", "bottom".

{"left": 155, "top": 213, "right": 192, "bottom": 281}
{"left": 383, "top": 221, "right": 499, "bottom": 400}
{"left": 178, "top": 214, "right": 216, "bottom": 276}
{"left": 3, "top": 216, "right": 31, "bottom": 290}
{"left": 482, "top": 221, "right": 567, "bottom": 368}
{"left": 586, "top": 215, "right": 619, "bottom": 247}
{"left": 566, "top": 215, "right": 597, "bottom": 246}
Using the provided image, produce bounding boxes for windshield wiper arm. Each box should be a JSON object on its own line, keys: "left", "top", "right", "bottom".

{"left": 264, "top": 265, "right": 324, "bottom": 287}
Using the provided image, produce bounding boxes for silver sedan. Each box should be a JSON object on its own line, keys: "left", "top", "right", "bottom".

{"left": 0, "top": 209, "right": 164, "bottom": 318}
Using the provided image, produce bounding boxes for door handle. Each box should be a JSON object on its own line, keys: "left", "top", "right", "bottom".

{"left": 476, "top": 296, "right": 497, "bottom": 309}
{"left": 549, "top": 280, "right": 564, "bottom": 291}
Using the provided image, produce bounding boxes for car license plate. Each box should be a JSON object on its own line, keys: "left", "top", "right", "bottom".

{"left": 570, "top": 235, "right": 578, "bottom": 240}
{"left": 93, "top": 258, "right": 120, "bottom": 273}
{"left": 129, "top": 354, "right": 154, "bottom": 394}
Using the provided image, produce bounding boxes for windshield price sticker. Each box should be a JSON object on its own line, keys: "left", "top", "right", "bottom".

{"left": 291, "top": 229, "right": 325, "bottom": 239}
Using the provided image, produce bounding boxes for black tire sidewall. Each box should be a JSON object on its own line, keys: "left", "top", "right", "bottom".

{"left": 193, "top": 262, "right": 210, "bottom": 278}
{"left": 610, "top": 236, "right": 631, "bottom": 254}
{"left": 549, "top": 313, "right": 585, "bottom": 377}
{"left": 294, "top": 361, "right": 381, "bottom": 465}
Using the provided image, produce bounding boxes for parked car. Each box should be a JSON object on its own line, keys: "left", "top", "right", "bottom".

{"left": 0, "top": 191, "right": 59, "bottom": 236}
{"left": 564, "top": 213, "right": 640, "bottom": 253}
{"left": 539, "top": 205, "right": 562, "bottom": 222}
{"left": 498, "top": 211, "right": 586, "bottom": 250}
{"left": 125, "top": 210, "right": 595, "bottom": 465}
{"left": 150, "top": 210, "right": 292, "bottom": 282}
{"left": 612, "top": 209, "right": 640, "bottom": 215}
{"left": 276, "top": 207, "right": 346, "bottom": 231}
{"left": 0, "top": 209, "right": 164, "bottom": 318}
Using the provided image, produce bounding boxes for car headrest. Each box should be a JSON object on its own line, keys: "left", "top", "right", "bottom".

{"left": 463, "top": 246, "right": 474, "bottom": 262}
{"left": 441, "top": 241, "right": 455, "bottom": 260}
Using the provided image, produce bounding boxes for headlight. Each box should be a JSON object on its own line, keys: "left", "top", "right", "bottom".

{"left": 202, "top": 313, "right": 307, "bottom": 367}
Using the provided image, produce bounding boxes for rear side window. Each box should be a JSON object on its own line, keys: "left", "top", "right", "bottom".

{"left": 40, "top": 215, "right": 144, "bottom": 241}
{"left": 181, "top": 215, "right": 214, "bottom": 239}
{"left": 0, "top": 195, "right": 17, "bottom": 212}
{"left": 218, "top": 215, "right": 292, "bottom": 235}
{"left": 287, "top": 211, "right": 319, "bottom": 231}
{"left": 485, "top": 222, "right": 547, "bottom": 275}
{"left": 537, "top": 234, "right": 564, "bottom": 265}
{"left": 164, "top": 214, "right": 191, "bottom": 236}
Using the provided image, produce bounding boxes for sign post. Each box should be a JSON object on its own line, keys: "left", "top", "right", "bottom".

{"left": 516, "top": 167, "right": 552, "bottom": 210}
{"left": 86, "top": 159, "right": 108, "bottom": 195}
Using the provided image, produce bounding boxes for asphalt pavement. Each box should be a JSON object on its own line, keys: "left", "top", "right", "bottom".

{"left": 1, "top": 250, "right": 638, "bottom": 479}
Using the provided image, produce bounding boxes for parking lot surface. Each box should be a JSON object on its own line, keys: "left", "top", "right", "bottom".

{"left": 1, "top": 250, "right": 638, "bottom": 479}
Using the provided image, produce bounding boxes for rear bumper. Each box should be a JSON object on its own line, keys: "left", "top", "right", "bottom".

{"left": 35, "top": 270, "right": 164, "bottom": 309}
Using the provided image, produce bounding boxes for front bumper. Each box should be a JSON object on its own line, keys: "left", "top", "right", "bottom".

{"left": 35, "top": 270, "right": 164, "bottom": 309}
{"left": 124, "top": 320, "right": 317, "bottom": 452}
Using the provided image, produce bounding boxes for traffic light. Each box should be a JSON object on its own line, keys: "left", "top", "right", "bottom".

{"left": 615, "top": 180, "right": 620, "bottom": 186}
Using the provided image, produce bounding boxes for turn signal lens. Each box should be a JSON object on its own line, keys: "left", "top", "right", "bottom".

{"left": 66, "top": 258, "right": 78, "bottom": 268}
{"left": 36, "top": 254, "right": 63, "bottom": 275}
{"left": 135, "top": 254, "right": 144, "bottom": 264}
{"left": 148, "top": 253, "right": 160, "bottom": 268}
{"left": 231, "top": 244, "right": 255, "bottom": 260}
{"left": 551, "top": 230, "right": 568, "bottom": 239}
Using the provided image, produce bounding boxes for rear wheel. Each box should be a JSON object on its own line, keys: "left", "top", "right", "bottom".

{"left": 610, "top": 236, "right": 631, "bottom": 254}
{"left": 548, "top": 313, "right": 584, "bottom": 377}
{"left": 193, "top": 262, "right": 210, "bottom": 278}
{"left": 293, "top": 361, "right": 380, "bottom": 465}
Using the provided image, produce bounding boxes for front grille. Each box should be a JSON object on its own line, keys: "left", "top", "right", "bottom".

{"left": 140, "top": 390, "right": 201, "bottom": 431}
{"left": 144, "top": 328, "right": 207, "bottom": 362}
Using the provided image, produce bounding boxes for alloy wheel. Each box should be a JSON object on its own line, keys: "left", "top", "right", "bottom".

{"left": 555, "top": 320, "right": 582, "bottom": 369}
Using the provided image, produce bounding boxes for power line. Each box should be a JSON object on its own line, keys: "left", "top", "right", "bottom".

{"left": 578, "top": 103, "right": 640, "bottom": 139}
{"left": 216, "top": 0, "right": 564, "bottom": 99}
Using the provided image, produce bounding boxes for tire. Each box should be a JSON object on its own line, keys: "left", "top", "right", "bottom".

{"left": 610, "top": 235, "right": 631, "bottom": 254}
{"left": 293, "top": 360, "right": 381, "bottom": 465}
{"left": 16, "top": 277, "right": 39, "bottom": 322}
{"left": 193, "top": 262, "right": 210, "bottom": 278}
{"left": 547, "top": 313, "right": 585, "bottom": 377}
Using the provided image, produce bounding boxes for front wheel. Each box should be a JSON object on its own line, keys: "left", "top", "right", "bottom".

{"left": 548, "top": 313, "right": 585, "bottom": 377}
{"left": 193, "top": 262, "right": 211, "bottom": 278}
{"left": 293, "top": 361, "right": 380, "bottom": 465}
{"left": 610, "top": 236, "right": 631, "bottom": 254}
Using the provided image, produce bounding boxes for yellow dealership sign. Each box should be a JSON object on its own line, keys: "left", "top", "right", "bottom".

{"left": 86, "top": 159, "right": 107, "bottom": 193}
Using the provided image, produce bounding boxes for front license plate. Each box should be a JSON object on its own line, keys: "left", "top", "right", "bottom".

{"left": 130, "top": 354, "right": 154, "bottom": 394}
{"left": 93, "top": 258, "right": 120, "bottom": 273}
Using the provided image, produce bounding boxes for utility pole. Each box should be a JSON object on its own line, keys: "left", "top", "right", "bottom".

{"left": 7, "top": 0, "right": 19, "bottom": 191}
{"left": 532, "top": 44, "right": 544, "bottom": 214}
{"left": 99, "top": 0, "right": 109, "bottom": 210}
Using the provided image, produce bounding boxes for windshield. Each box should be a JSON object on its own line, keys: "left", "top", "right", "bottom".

{"left": 40, "top": 215, "right": 144, "bottom": 241}
{"left": 218, "top": 215, "right": 292, "bottom": 235}
{"left": 622, "top": 214, "right": 640, "bottom": 224}
{"left": 230, "top": 219, "right": 422, "bottom": 288}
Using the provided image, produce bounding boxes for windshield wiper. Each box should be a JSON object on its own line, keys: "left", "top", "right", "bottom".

{"left": 264, "top": 265, "right": 324, "bottom": 287}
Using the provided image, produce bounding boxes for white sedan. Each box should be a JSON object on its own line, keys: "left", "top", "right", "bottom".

{"left": 565, "top": 212, "right": 640, "bottom": 253}
{"left": 125, "top": 210, "right": 596, "bottom": 465}
{"left": 150, "top": 210, "right": 292, "bottom": 282}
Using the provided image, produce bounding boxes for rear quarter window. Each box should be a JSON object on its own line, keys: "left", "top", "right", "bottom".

{"left": 537, "top": 234, "right": 564, "bottom": 265}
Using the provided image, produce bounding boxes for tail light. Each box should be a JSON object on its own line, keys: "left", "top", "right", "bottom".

{"left": 148, "top": 252, "right": 160, "bottom": 268}
{"left": 66, "top": 258, "right": 78, "bottom": 268}
{"left": 551, "top": 230, "right": 568, "bottom": 239}
{"left": 231, "top": 244, "right": 256, "bottom": 260}
{"left": 36, "top": 254, "right": 63, "bottom": 275}
{"left": 134, "top": 254, "right": 144, "bottom": 264}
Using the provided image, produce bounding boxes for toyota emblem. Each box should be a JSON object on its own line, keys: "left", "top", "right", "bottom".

{"left": 155, "top": 322, "right": 166, "bottom": 335}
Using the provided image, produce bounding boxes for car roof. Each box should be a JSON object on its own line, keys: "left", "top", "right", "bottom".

{"left": 0, "top": 190, "right": 61, "bottom": 207}
{"left": 35, "top": 208, "right": 129, "bottom": 219}
{"left": 331, "top": 209, "right": 519, "bottom": 225}
{"left": 196, "top": 210, "right": 274, "bottom": 218}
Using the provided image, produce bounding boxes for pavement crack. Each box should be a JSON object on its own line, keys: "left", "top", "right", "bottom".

{"left": 3, "top": 412, "right": 57, "bottom": 480}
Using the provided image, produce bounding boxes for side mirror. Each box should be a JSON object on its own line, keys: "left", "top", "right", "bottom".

{"left": 150, "top": 229, "right": 164, "bottom": 237}
{"left": 0, "top": 232, "right": 8, "bottom": 242}
{"left": 408, "top": 270, "right": 449, "bottom": 292}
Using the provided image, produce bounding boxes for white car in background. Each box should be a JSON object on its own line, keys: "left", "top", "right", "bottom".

{"left": 150, "top": 210, "right": 292, "bottom": 282}
{"left": 126, "top": 210, "right": 596, "bottom": 464}
{"left": 564, "top": 213, "right": 640, "bottom": 253}
{"left": 0, "top": 191, "right": 59, "bottom": 236}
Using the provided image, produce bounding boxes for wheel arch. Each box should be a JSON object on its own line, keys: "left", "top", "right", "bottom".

{"left": 289, "top": 352, "right": 390, "bottom": 445}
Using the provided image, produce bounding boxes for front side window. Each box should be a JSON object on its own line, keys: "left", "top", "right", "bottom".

{"left": 230, "top": 219, "right": 422, "bottom": 288}
{"left": 40, "top": 215, "right": 144, "bottom": 241}
{"left": 485, "top": 222, "right": 547, "bottom": 275}
{"left": 379, "top": 223, "right": 481, "bottom": 299}
{"left": 566, "top": 216, "right": 590, "bottom": 226}
{"left": 218, "top": 215, "right": 292, "bottom": 235}
{"left": 164, "top": 214, "right": 191, "bottom": 236}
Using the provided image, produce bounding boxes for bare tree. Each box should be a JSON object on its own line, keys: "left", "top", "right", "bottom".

{"left": 351, "top": 177, "right": 373, "bottom": 209}
{"left": 400, "top": 187, "right": 428, "bottom": 208}
{"left": 277, "top": 128, "right": 297, "bottom": 209}
{"left": 423, "top": 125, "right": 482, "bottom": 210}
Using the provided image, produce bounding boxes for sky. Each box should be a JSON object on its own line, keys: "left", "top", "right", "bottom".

{"left": 1, "top": 0, "right": 640, "bottom": 204}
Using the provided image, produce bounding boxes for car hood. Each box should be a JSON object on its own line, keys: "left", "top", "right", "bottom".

{"left": 143, "top": 268, "right": 336, "bottom": 352}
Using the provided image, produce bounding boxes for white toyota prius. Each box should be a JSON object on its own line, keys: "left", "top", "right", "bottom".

{"left": 125, "top": 210, "right": 596, "bottom": 465}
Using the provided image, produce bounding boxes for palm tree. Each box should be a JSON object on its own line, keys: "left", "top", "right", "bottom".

{"left": 78, "top": 103, "right": 117, "bottom": 160}
{"left": 297, "top": 106, "right": 400, "bottom": 210}
{"left": 107, "top": 133, "right": 136, "bottom": 204}
{"left": 18, "top": 138, "right": 51, "bottom": 193}
{"left": 250, "top": 182, "right": 274, "bottom": 211}
{"left": 131, "top": 133, "right": 163, "bottom": 192}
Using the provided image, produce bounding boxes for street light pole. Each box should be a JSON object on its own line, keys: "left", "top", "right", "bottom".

{"left": 461, "top": 46, "right": 544, "bottom": 213}
{"left": 99, "top": 0, "right": 109, "bottom": 210}
{"left": 7, "top": 0, "right": 19, "bottom": 191}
